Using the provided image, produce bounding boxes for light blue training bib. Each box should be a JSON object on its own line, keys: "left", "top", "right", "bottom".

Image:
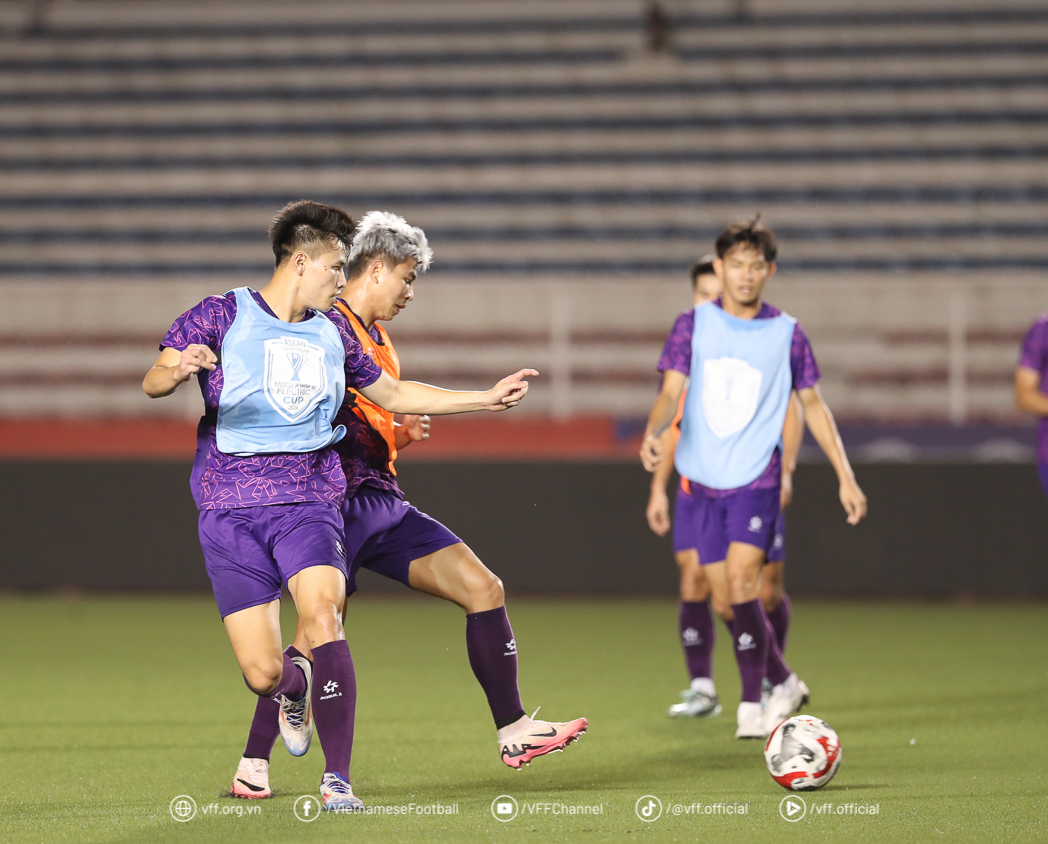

{"left": 675, "top": 302, "right": 796, "bottom": 490}
{"left": 216, "top": 287, "right": 347, "bottom": 456}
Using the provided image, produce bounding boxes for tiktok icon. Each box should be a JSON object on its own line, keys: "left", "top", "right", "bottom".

{"left": 635, "top": 795, "right": 663, "bottom": 822}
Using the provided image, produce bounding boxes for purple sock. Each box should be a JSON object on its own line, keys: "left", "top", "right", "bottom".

{"left": 763, "top": 606, "right": 792, "bottom": 687}
{"left": 311, "top": 640, "right": 357, "bottom": 778}
{"left": 244, "top": 645, "right": 306, "bottom": 760}
{"left": 249, "top": 651, "right": 307, "bottom": 702}
{"left": 767, "top": 592, "right": 791, "bottom": 654}
{"left": 678, "top": 601, "right": 715, "bottom": 681}
{"left": 466, "top": 607, "right": 525, "bottom": 729}
{"left": 730, "top": 600, "right": 768, "bottom": 703}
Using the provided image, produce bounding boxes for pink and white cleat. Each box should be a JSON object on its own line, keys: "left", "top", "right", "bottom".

{"left": 498, "top": 707, "right": 588, "bottom": 769}
{"left": 230, "top": 756, "right": 271, "bottom": 799}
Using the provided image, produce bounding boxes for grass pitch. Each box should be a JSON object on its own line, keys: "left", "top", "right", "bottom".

{"left": 0, "top": 595, "right": 1045, "bottom": 844}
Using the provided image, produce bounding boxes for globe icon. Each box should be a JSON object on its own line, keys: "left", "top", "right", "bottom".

{"left": 169, "top": 795, "right": 197, "bottom": 822}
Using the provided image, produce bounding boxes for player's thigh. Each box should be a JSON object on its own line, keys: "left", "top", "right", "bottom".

{"left": 675, "top": 549, "right": 709, "bottom": 602}
{"left": 223, "top": 599, "right": 284, "bottom": 690}
{"left": 409, "top": 542, "right": 504, "bottom": 613}
{"left": 724, "top": 542, "right": 767, "bottom": 603}
{"left": 287, "top": 564, "right": 348, "bottom": 648}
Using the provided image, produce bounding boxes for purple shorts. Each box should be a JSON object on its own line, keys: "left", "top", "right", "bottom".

{"left": 199, "top": 502, "right": 347, "bottom": 619}
{"left": 1039, "top": 463, "right": 1048, "bottom": 499}
{"left": 343, "top": 487, "right": 461, "bottom": 595}
{"left": 767, "top": 510, "right": 786, "bottom": 563}
{"left": 687, "top": 487, "right": 781, "bottom": 566}
{"left": 672, "top": 487, "right": 699, "bottom": 554}
{"left": 674, "top": 487, "right": 786, "bottom": 564}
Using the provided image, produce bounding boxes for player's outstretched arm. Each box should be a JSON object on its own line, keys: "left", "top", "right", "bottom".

{"left": 797, "top": 385, "right": 867, "bottom": 525}
{"left": 779, "top": 393, "right": 805, "bottom": 510}
{"left": 143, "top": 345, "right": 217, "bottom": 398}
{"left": 640, "top": 369, "right": 687, "bottom": 472}
{"left": 646, "top": 427, "right": 676, "bottom": 536}
{"left": 359, "top": 368, "right": 538, "bottom": 416}
{"left": 1015, "top": 367, "right": 1048, "bottom": 417}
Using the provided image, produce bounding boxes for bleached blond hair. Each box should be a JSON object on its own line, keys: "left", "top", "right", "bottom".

{"left": 346, "top": 210, "right": 433, "bottom": 278}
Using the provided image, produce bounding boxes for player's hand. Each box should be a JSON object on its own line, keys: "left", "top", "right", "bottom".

{"left": 780, "top": 471, "right": 794, "bottom": 510}
{"left": 401, "top": 414, "right": 430, "bottom": 442}
{"left": 177, "top": 344, "right": 217, "bottom": 382}
{"left": 839, "top": 477, "right": 867, "bottom": 525}
{"left": 484, "top": 369, "right": 538, "bottom": 411}
{"left": 640, "top": 432, "right": 663, "bottom": 472}
{"left": 646, "top": 488, "right": 671, "bottom": 536}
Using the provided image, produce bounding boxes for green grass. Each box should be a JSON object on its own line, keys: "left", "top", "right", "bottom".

{"left": 0, "top": 595, "right": 1046, "bottom": 844}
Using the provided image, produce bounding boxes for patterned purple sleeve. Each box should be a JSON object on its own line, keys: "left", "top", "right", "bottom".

{"left": 657, "top": 310, "right": 694, "bottom": 376}
{"left": 790, "top": 322, "right": 821, "bottom": 390}
{"left": 337, "top": 321, "right": 383, "bottom": 389}
{"left": 1019, "top": 317, "right": 1048, "bottom": 372}
{"left": 160, "top": 294, "right": 235, "bottom": 351}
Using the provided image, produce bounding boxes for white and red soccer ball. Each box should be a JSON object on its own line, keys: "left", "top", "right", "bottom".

{"left": 764, "top": 715, "right": 842, "bottom": 791}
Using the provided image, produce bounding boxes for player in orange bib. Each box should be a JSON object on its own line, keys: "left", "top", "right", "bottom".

{"left": 229, "top": 212, "right": 586, "bottom": 800}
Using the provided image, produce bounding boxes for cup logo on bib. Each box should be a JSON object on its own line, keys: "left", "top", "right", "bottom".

{"left": 288, "top": 351, "right": 307, "bottom": 381}
{"left": 701, "top": 356, "right": 763, "bottom": 438}
{"left": 263, "top": 337, "right": 328, "bottom": 421}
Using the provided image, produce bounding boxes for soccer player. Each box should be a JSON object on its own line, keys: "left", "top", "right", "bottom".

{"left": 640, "top": 217, "right": 866, "bottom": 738}
{"left": 647, "top": 258, "right": 803, "bottom": 719}
{"left": 1015, "top": 312, "right": 1048, "bottom": 498}
{"left": 143, "top": 200, "right": 536, "bottom": 811}
{"left": 228, "top": 211, "right": 587, "bottom": 801}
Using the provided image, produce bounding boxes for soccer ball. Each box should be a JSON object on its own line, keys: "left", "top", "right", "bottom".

{"left": 764, "top": 715, "right": 842, "bottom": 791}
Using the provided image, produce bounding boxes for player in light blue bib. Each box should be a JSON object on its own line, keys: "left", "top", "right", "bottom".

{"left": 217, "top": 286, "right": 347, "bottom": 456}
{"left": 641, "top": 218, "right": 867, "bottom": 740}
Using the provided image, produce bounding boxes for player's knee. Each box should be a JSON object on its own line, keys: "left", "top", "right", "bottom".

{"left": 243, "top": 661, "right": 282, "bottom": 697}
{"left": 680, "top": 570, "right": 710, "bottom": 602}
{"left": 676, "top": 553, "right": 709, "bottom": 602}
{"left": 300, "top": 604, "right": 344, "bottom": 647}
{"left": 466, "top": 569, "right": 504, "bottom": 613}
{"left": 760, "top": 580, "right": 783, "bottom": 611}
{"left": 711, "top": 594, "right": 733, "bottom": 621}
{"left": 728, "top": 573, "right": 758, "bottom": 604}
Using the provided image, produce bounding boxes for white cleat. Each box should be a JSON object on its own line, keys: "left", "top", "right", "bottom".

{"left": 760, "top": 677, "right": 773, "bottom": 710}
{"left": 735, "top": 701, "right": 767, "bottom": 739}
{"left": 762, "top": 673, "right": 809, "bottom": 734}
{"left": 230, "top": 756, "right": 271, "bottom": 799}
{"left": 668, "top": 689, "right": 723, "bottom": 718}
{"left": 278, "top": 655, "right": 314, "bottom": 757}
{"left": 320, "top": 772, "right": 364, "bottom": 812}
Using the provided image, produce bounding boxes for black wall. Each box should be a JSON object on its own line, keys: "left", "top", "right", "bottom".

{"left": 0, "top": 461, "right": 1044, "bottom": 596}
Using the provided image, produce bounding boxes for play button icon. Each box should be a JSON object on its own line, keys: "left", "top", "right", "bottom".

{"left": 779, "top": 795, "right": 807, "bottom": 822}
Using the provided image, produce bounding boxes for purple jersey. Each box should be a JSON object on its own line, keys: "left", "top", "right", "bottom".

{"left": 161, "top": 290, "right": 382, "bottom": 510}
{"left": 1019, "top": 313, "right": 1048, "bottom": 464}
{"left": 657, "top": 298, "right": 820, "bottom": 496}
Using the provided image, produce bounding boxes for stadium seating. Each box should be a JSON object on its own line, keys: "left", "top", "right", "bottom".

{"left": 1, "top": 0, "right": 1046, "bottom": 423}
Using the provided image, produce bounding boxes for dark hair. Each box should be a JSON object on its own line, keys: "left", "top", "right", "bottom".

{"left": 268, "top": 200, "right": 355, "bottom": 268}
{"left": 715, "top": 215, "right": 777, "bottom": 262}
{"left": 689, "top": 254, "right": 717, "bottom": 288}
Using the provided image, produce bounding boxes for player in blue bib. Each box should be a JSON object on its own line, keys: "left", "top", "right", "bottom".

{"left": 641, "top": 218, "right": 867, "bottom": 739}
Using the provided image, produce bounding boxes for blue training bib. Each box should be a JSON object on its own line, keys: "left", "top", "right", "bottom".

{"left": 216, "top": 288, "right": 346, "bottom": 456}
{"left": 675, "top": 302, "right": 795, "bottom": 490}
